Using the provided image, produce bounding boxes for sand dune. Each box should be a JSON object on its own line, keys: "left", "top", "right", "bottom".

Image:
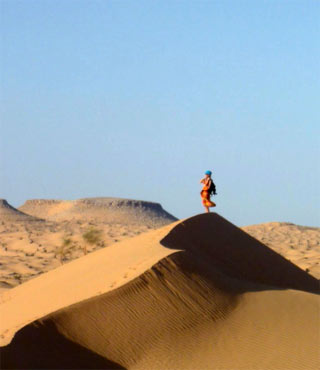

{"left": 19, "top": 197, "right": 177, "bottom": 226}
{"left": 1, "top": 213, "right": 319, "bottom": 369}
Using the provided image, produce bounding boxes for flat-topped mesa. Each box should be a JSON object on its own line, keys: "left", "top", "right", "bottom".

{"left": 21, "top": 199, "right": 64, "bottom": 205}
{"left": 77, "top": 198, "right": 168, "bottom": 212}
{"left": 0, "top": 199, "right": 42, "bottom": 222}
{"left": 19, "top": 197, "right": 178, "bottom": 226}
{"left": 76, "top": 198, "right": 177, "bottom": 226}
{"left": 19, "top": 199, "right": 73, "bottom": 220}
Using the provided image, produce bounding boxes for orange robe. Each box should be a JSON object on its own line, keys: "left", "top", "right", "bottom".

{"left": 201, "top": 181, "right": 216, "bottom": 208}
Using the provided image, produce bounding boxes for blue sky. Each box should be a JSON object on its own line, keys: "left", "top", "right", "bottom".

{"left": 1, "top": 0, "right": 319, "bottom": 226}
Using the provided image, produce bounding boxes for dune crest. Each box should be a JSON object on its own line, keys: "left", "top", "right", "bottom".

{"left": 0, "top": 213, "right": 319, "bottom": 369}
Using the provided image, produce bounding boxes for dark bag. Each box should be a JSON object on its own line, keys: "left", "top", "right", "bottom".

{"left": 208, "top": 181, "right": 217, "bottom": 196}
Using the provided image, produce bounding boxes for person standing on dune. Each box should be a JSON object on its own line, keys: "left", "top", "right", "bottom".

{"left": 200, "top": 170, "right": 217, "bottom": 213}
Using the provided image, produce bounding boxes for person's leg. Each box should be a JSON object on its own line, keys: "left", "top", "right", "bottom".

{"left": 201, "top": 191, "right": 211, "bottom": 213}
{"left": 208, "top": 197, "right": 216, "bottom": 208}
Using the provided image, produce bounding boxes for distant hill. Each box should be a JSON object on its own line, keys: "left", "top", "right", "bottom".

{"left": 0, "top": 199, "right": 42, "bottom": 222}
{"left": 19, "top": 197, "right": 178, "bottom": 227}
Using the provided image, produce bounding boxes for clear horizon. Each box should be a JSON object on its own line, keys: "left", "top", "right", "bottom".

{"left": 1, "top": 0, "right": 319, "bottom": 227}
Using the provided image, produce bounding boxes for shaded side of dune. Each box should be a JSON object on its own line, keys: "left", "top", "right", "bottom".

{"left": 161, "top": 213, "right": 319, "bottom": 293}
{"left": 0, "top": 320, "right": 124, "bottom": 369}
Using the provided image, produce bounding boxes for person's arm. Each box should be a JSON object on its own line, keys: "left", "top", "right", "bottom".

{"left": 206, "top": 178, "right": 212, "bottom": 188}
{"left": 200, "top": 178, "right": 206, "bottom": 184}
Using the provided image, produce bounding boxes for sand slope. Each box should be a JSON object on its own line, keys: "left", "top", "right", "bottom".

{"left": 0, "top": 214, "right": 319, "bottom": 369}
